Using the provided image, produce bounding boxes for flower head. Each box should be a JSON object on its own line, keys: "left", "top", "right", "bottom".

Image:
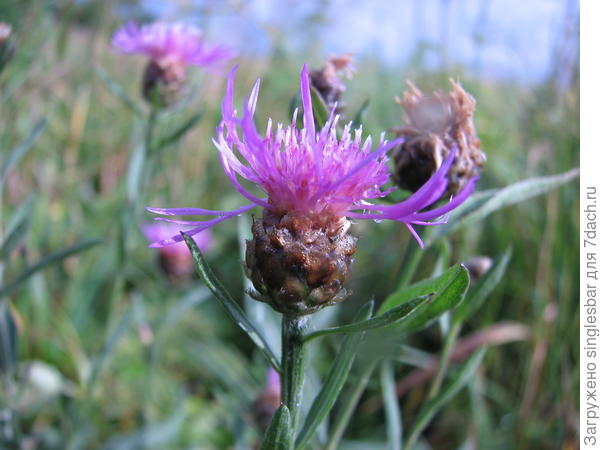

{"left": 111, "top": 21, "right": 235, "bottom": 69}
{"left": 147, "top": 65, "right": 478, "bottom": 313}
{"left": 392, "top": 80, "right": 486, "bottom": 195}
{"left": 112, "top": 21, "right": 235, "bottom": 106}
{"left": 148, "top": 65, "right": 476, "bottom": 248}
{"left": 310, "top": 53, "right": 355, "bottom": 114}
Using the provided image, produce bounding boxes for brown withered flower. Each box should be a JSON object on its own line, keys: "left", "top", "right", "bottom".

{"left": 392, "top": 80, "right": 486, "bottom": 196}
{"left": 309, "top": 53, "right": 355, "bottom": 114}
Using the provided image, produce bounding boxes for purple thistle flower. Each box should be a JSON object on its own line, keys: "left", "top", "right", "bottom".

{"left": 112, "top": 21, "right": 236, "bottom": 106}
{"left": 147, "top": 64, "right": 476, "bottom": 249}
{"left": 111, "top": 21, "right": 236, "bottom": 70}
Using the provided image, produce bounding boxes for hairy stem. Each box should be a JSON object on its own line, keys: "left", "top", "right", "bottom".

{"left": 281, "top": 314, "right": 309, "bottom": 438}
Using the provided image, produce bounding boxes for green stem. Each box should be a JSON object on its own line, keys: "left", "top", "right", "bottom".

{"left": 325, "top": 360, "right": 377, "bottom": 450}
{"left": 281, "top": 314, "right": 309, "bottom": 437}
{"left": 428, "top": 321, "right": 461, "bottom": 399}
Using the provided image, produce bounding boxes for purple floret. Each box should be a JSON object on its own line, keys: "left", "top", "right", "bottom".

{"left": 111, "top": 21, "right": 235, "bottom": 70}
{"left": 147, "top": 65, "right": 477, "bottom": 248}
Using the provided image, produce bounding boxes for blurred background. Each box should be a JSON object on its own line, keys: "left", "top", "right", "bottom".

{"left": 0, "top": 0, "right": 579, "bottom": 449}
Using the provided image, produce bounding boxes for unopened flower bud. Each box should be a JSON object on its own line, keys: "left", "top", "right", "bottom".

{"left": 143, "top": 223, "right": 213, "bottom": 282}
{"left": 142, "top": 60, "right": 186, "bottom": 108}
{"left": 245, "top": 211, "right": 357, "bottom": 316}
{"left": 392, "top": 80, "right": 486, "bottom": 196}
{"left": 251, "top": 368, "right": 281, "bottom": 432}
{"left": 0, "top": 23, "right": 15, "bottom": 74}
{"left": 463, "top": 256, "right": 493, "bottom": 282}
{"left": 310, "top": 54, "right": 355, "bottom": 114}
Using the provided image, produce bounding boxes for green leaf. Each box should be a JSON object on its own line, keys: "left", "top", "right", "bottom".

{"left": 379, "top": 264, "right": 465, "bottom": 314}
{"left": 310, "top": 86, "right": 331, "bottom": 130}
{"left": 393, "top": 265, "right": 470, "bottom": 333}
{"left": 404, "top": 348, "right": 486, "bottom": 449}
{"left": 95, "top": 67, "right": 144, "bottom": 117}
{"left": 381, "top": 360, "right": 402, "bottom": 450}
{"left": 426, "top": 169, "right": 579, "bottom": 245}
{"left": 0, "top": 238, "right": 101, "bottom": 300}
{"left": 155, "top": 110, "right": 204, "bottom": 152}
{"left": 0, "top": 118, "right": 47, "bottom": 185}
{"left": 453, "top": 248, "right": 512, "bottom": 324}
{"left": 303, "top": 296, "right": 429, "bottom": 343}
{"left": 181, "top": 232, "right": 281, "bottom": 372}
{"left": 0, "top": 195, "right": 35, "bottom": 261}
{"left": 261, "top": 405, "right": 292, "bottom": 450}
{"left": 295, "top": 301, "right": 374, "bottom": 449}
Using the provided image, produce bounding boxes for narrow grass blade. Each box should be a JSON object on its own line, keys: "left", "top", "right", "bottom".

{"left": 0, "top": 195, "right": 35, "bottom": 261}
{"left": 182, "top": 232, "right": 281, "bottom": 372}
{"left": 0, "top": 118, "right": 47, "bottom": 185}
{"left": 87, "top": 308, "right": 134, "bottom": 393}
{"left": 0, "top": 302, "right": 18, "bottom": 373}
{"left": 325, "top": 361, "right": 377, "bottom": 450}
{"left": 426, "top": 169, "right": 579, "bottom": 245}
{"left": 126, "top": 129, "right": 146, "bottom": 204}
{"left": 381, "top": 360, "right": 402, "bottom": 450}
{"left": 453, "top": 248, "right": 512, "bottom": 324}
{"left": 404, "top": 348, "right": 486, "bottom": 449}
{"left": 295, "top": 301, "right": 374, "bottom": 449}
{"left": 0, "top": 238, "right": 101, "bottom": 299}
{"left": 155, "top": 111, "right": 204, "bottom": 152}
{"left": 303, "top": 296, "right": 428, "bottom": 343}
{"left": 261, "top": 405, "right": 292, "bottom": 450}
{"left": 95, "top": 67, "right": 144, "bottom": 117}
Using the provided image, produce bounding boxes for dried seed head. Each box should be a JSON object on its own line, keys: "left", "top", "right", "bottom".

{"left": 392, "top": 80, "right": 486, "bottom": 196}
{"left": 246, "top": 211, "right": 357, "bottom": 316}
{"left": 0, "top": 23, "right": 15, "bottom": 73}
{"left": 142, "top": 60, "right": 187, "bottom": 108}
{"left": 309, "top": 54, "right": 355, "bottom": 114}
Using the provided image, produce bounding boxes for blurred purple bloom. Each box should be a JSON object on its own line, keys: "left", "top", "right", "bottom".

{"left": 147, "top": 65, "right": 477, "bottom": 248}
{"left": 111, "top": 21, "right": 235, "bottom": 70}
{"left": 266, "top": 367, "right": 281, "bottom": 397}
{"left": 142, "top": 222, "right": 213, "bottom": 254}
